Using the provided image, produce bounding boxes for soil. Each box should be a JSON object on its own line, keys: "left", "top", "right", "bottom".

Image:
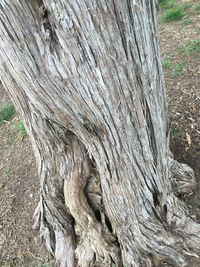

{"left": 159, "top": 0, "right": 200, "bottom": 216}
{"left": 0, "top": 0, "right": 200, "bottom": 266}
{"left": 0, "top": 87, "right": 54, "bottom": 266}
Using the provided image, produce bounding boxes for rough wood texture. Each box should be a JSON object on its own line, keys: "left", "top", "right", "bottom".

{"left": 0, "top": 0, "right": 199, "bottom": 266}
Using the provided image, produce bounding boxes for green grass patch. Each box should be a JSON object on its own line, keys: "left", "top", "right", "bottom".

{"left": 162, "top": 58, "right": 186, "bottom": 76}
{"left": 158, "top": 0, "right": 176, "bottom": 10}
{"left": 171, "top": 127, "right": 180, "bottom": 137}
{"left": 162, "top": 58, "right": 172, "bottom": 69}
{"left": 181, "top": 17, "right": 193, "bottom": 25}
{"left": 193, "top": 3, "right": 200, "bottom": 12}
{"left": 159, "top": 0, "right": 192, "bottom": 10}
{"left": 7, "top": 135, "right": 14, "bottom": 145}
{"left": 179, "top": 39, "right": 200, "bottom": 56}
{"left": 2, "top": 165, "right": 10, "bottom": 176}
{"left": 13, "top": 121, "right": 27, "bottom": 139}
{"left": 7, "top": 120, "right": 27, "bottom": 144}
{"left": 0, "top": 104, "right": 16, "bottom": 126}
{"left": 171, "top": 62, "right": 186, "bottom": 77}
{"left": 162, "top": 6, "right": 186, "bottom": 22}
{"left": 180, "top": 3, "right": 193, "bottom": 10}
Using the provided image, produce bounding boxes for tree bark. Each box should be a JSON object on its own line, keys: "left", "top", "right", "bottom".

{"left": 0, "top": 0, "right": 199, "bottom": 266}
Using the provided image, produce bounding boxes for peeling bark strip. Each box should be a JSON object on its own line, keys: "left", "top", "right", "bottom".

{"left": 0, "top": 0, "right": 199, "bottom": 266}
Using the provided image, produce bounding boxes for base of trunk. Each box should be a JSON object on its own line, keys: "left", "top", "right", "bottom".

{"left": 33, "top": 144, "right": 200, "bottom": 267}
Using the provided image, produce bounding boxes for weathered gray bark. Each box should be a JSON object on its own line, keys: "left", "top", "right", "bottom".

{"left": 0, "top": 0, "right": 199, "bottom": 266}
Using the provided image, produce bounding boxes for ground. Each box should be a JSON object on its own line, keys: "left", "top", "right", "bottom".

{"left": 159, "top": 0, "right": 200, "bottom": 217}
{"left": 0, "top": 88, "right": 54, "bottom": 266}
{"left": 0, "top": 0, "right": 200, "bottom": 266}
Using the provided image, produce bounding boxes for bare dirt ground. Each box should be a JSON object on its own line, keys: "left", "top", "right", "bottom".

{"left": 0, "top": 87, "right": 54, "bottom": 266}
{"left": 159, "top": 0, "right": 200, "bottom": 216}
{"left": 0, "top": 1, "right": 200, "bottom": 266}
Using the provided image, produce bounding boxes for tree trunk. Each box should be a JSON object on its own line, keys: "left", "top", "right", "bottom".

{"left": 0, "top": 1, "right": 199, "bottom": 266}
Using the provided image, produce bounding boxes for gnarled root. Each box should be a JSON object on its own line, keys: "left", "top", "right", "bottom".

{"left": 63, "top": 137, "right": 120, "bottom": 267}
{"left": 169, "top": 153, "right": 197, "bottom": 195}
{"left": 33, "top": 196, "right": 75, "bottom": 267}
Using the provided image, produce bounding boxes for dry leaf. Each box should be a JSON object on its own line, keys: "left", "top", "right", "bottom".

{"left": 186, "top": 133, "right": 191, "bottom": 146}
{"left": 192, "top": 105, "right": 197, "bottom": 113}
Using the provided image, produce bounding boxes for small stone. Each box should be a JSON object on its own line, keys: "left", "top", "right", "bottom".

{"left": 191, "top": 214, "right": 196, "bottom": 220}
{"left": 0, "top": 183, "right": 4, "bottom": 189}
{"left": 29, "top": 193, "right": 33, "bottom": 198}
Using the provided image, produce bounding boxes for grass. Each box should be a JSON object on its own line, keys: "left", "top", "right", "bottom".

{"left": 171, "top": 127, "right": 180, "bottom": 137}
{"left": 179, "top": 39, "right": 200, "bottom": 56}
{"left": 13, "top": 121, "right": 27, "bottom": 139}
{"left": 7, "top": 120, "right": 27, "bottom": 144}
{"left": 159, "top": 0, "right": 193, "bottom": 10}
{"left": 0, "top": 104, "right": 16, "bottom": 126}
{"left": 2, "top": 165, "right": 10, "bottom": 176}
{"left": 158, "top": 0, "right": 176, "bottom": 9}
{"left": 0, "top": 102, "right": 26, "bottom": 144}
{"left": 7, "top": 135, "right": 14, "bottom": 145}
{"left": 171, "top": 62, "right": 186, "bottom": 77}
{"left": 181, "top": 17, "right": 193, "bottom": 25}
{"left": 162, "top": 58, "right": 172, "bottom": 69}
{"left": 186, "top": 39, "right": 200, "bottom": 53}
{"left": 162, "top": 6, "right": 186, "bottom": 22}
{"left": 193, "top": 3, "right": 200, "bottom": 12}
{"left": 159, "top": 1, "right": 195, "bottom": 23}
{"left": 180, "top": 3, "right": 193, "bottom": 10}
{"left": 162, "top": 58, "right": 186, "bottom": 76}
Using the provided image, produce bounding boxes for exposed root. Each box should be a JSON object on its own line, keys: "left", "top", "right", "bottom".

{"left": 74, "top": 222, "right": 117, "bottom": 267}
{"left": 138, "top": 194, "right": 200, "bottom": 267}
{"left": 63, "top": 137, "right": 120, "bottom": 267}
{"left": 169, "top": 154, "right": 197, "bottom": 195}
{"left": 33, "top": 196, "right": 76, "bottom": 267}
